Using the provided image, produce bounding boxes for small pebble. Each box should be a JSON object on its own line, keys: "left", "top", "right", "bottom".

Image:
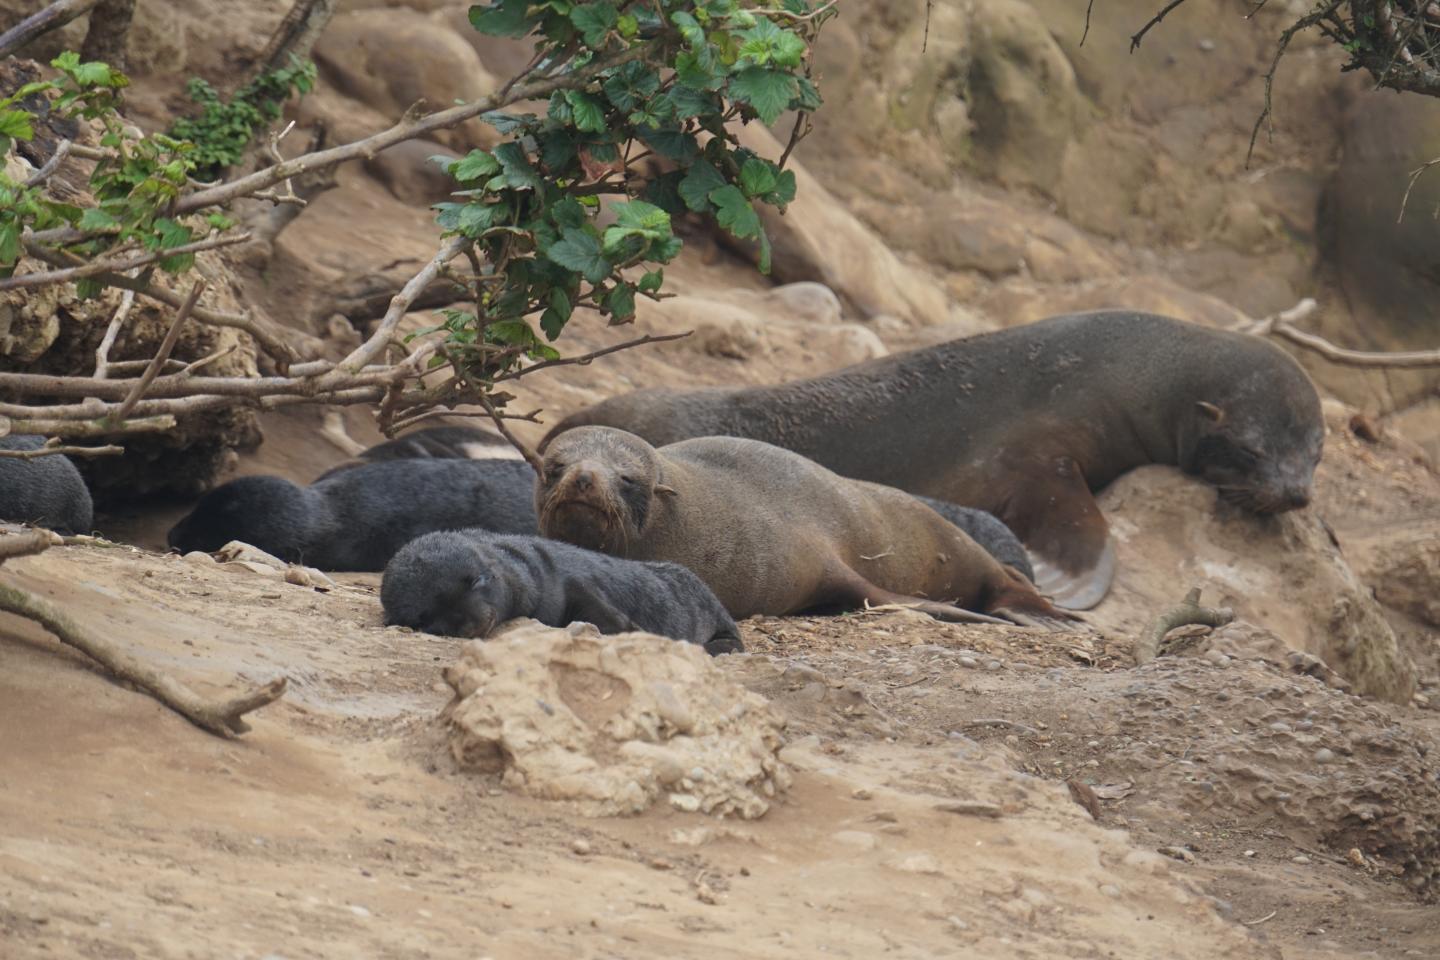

{"left": 1268, "top": 722, "right": 1291, "bottom": 734}
{"left": 1244, "top": 850, "right": 1257, "bottom": 858}
{"left": 571, "top": 839, "right": 592, "bottom": 856}
{"left": 984, "top": 660, "right": 1002, "bottom": 671}
{"left": 348, "top": 905, "right": 371, "bottom": 918}
{"left": 851, "top": 788, "right": 873, "bottom": 801}
{"left": 1197, "top": 37, "right": 1216, "bottom": 51}
{"left": 1099, "top": 884, "right": 1121, "bottom": 898}
{"left": 958, "top": 656, "right": 979, "bottom": 669}
{"left": 1292, "top": 854, "right": 1312, "bottom": 864}
{"left": 1313, "top": 748, "right": 1337, "bottom": 765}
{"left": 1296, "top": 720, "right": 1314, "bottom": 732}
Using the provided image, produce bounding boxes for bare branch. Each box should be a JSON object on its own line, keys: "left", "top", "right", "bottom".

{"left": 490, "top": 331, "right": 692, "bottom": 383}
{"left": 92, "top": 288, "right": 135, "bottom": 380}
{"left": 1131, "top": 0, "right": 1191, "bottom": 52}
{"left": 0, "top": 0, "right": 99, "bottom": 60}
{"left": 109, "top": 280, "right": 205, "bottom": 424}
{"left": 171, "top": 44, "right": 650, "bottom": 216}
{"left": 1247, "top": 0, "right": 1345, "bottom": 166}
{"left": 1397, "top": 154, "right": 1440, "bottom": 223}
{"left": 22, "top": 140, "right": 72, "bottom": 189}
{"left": 0, "top": 541, "right": 286, "bottom": 737}
{"left": 0, "top": 442, "right": 123, "bottom": 459}
{"left": 1, "top": 232, "right": 251, "bottom": 292}
{"left": 478, "top": 394, "right": 546, "bottom": 475}
{"left": 1135, "top": 587, "right": 1234, "bottom": 664}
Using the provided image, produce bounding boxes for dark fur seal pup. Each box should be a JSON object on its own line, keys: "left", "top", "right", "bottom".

{"left": 915, "top": 496, "right": 1033, "bottom": 582}
{"left": 541, "top": 311, "right": 1325, "bottom": 609}
{"left": 0, "top": 435, "right": 94, "bottom": 534}
{"left": 382, "top": 530, "right": 742, "bottom": 654}
{"left": 316, "top": 425, "right": 519, "bottom": 481}
{"left": 536, "top": 427, "right": 1076, "bottom": 628}
{"left": 167, "top": 458, "right": 537, "bottom": 571}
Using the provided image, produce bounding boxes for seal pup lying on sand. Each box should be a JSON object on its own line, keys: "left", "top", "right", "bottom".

{"left": 382, "top": 530, "right": 742, "bottom": 654}
{"left": 0, "top": 435, "right": 94, "bottom": 534}
{"left": 541, "top": 311, "right": 1325, "bottom": 609}
{"left": 537, "top": 427, "right": 1076, "bottom": 628}
{"left": 167, "top": 459, "right": 536, "bottom": 571}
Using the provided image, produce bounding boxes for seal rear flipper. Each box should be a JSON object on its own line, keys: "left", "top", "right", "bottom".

{"left": 1004, "top": 460, "right": 1115, "bottom": 610}
{"left": 823, "top": 564, "right": 1010, "bottom": 626}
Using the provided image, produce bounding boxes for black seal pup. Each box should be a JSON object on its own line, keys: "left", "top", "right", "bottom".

{"left": 541, "top": 311, "right": 1325, "bottom": 609}
{"left": 0, "top": 435, "right": 94, "bottom": 534}
{"left": 536, "top": 427, "right": 1077, "bottom": 628}
{"left": 167, "top": 458, "right": 537, "bottom": 571}
{"left": 381, "top": 530, "right": 743, "bottom": 654}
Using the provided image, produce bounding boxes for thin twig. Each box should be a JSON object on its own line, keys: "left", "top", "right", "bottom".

{"left": 1247, "top": 0, "right": 1345, "bottom": 166}
{"left": 771, "top": 0, "right": 840, "bottom": 22}
{"left": 478, "top": 394, "right": 546, "bottom": 475}
{"left": 93, "top": 289, "right": 136, "bottom": 380}
{"left": 110, "top": 281, "right": 205, "bottom": 424}
{"left": 490, "top": 331, "right": 692, "bottom": 383}
{"left": 1397, "top": 155, "right": 1440, "bottom": 223}
{"left": 1, "top": 232, "right": 250, "bottom": 292}
{"left": 0, "top": 441, "right": 123, "bottom": 459}
{"left": 21, "top": 140, "right": 72, "bottom": 188}
{"left": 1135, "top": 587, "right": 1234, "bottom": 664}
{"left": 1131, "top": 0, "right": 1191, "bottom": 52}
{"left": 1081, "top": 0, "right": 1095, "bottom": 45}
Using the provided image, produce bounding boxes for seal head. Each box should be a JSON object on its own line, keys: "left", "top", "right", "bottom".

{"left": 1183, "top": 385, "right": 1323, "bottom": 514}
{"left": 536, "top": 427, "right": 667, "bottom": 553}
{"left": 167, "top": 476, "right": 315, "bottom": 558}
{"left": 381, "top": 532, "right": 510, "bottom": 637}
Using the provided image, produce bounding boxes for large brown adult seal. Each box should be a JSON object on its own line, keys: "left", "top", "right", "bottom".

{"left": 542, "top": 311, "right": 1325, "bottom": 609}
{"left": 536, "top": 427, "right": 1076, "bottom": 628}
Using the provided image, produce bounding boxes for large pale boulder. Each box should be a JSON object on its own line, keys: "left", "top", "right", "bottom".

{"left": 442, "top": 621, "right": 791, "bottom": 818}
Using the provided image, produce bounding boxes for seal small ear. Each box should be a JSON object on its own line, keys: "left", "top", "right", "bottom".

{"left": 1196, "top": 401, "right": 1226, "bottom": 425}
{"left": 654, "top": 483, "right": 678, "bottom": 497}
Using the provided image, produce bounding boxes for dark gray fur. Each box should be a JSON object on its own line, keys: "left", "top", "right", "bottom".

{"left": 167, "top": 458, "right": 537, "bottom": 571}
{"left": 316, "top": 425, "right": 513, "bottom": 481}
{"left": 915, "top": 496, "right": 1033, "bottom": 582}
{"left": 0, "top": 435, "right": 93, "bottom": 534}
{"left": 382, "top": 529, "right": 743, "bottom": 654}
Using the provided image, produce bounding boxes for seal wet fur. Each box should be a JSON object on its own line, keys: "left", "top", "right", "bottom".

{"left": 542, "top": 311, "right": 1325, "bottom": 609}
{"left": 382, "top": 530, "right": 742, "bottom": 654}
{"left": 167, "top": 458, "right": 537, "bottom": 571}
{"left": 536, "top": 427, "right": 1077, "bottom": 628}
{"left": 0, "top": 435, "right": 94, "bottom": 534}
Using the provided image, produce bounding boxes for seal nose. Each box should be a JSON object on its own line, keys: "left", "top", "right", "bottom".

{"left": 573, "top": 468, "right": 594, "bottom": 492}
{"left": 1283, "top": 487, "right": 1311, "bottom": 511}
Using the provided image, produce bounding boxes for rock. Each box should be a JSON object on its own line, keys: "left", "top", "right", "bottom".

{"left": 1157, "top": 846, "right": 1196, "bottom": 864}
{"left": 885, "top": 853, "right": 944, "bottom": 876}
{"left": 1313, "top": 748, "right": 1337, "bottom": 765}
{"left": 312, "top": 11, "right": 500, "bottom": 151}
{"left": 726, "top": 123, "right": 958, "bottom": 329}
{"left": 965, "top": 0, "right": 1086, "bottom": 193}
{"left": 570, "top": 838, "right": 592, "bottom": 856}
{"left": 832, "top": 830, "right": 879, "bottom": 850}
{"left": 1353, "top": 520, "right": 1440, "bottom": 627}
{"left": 1091, "top": 466, "right": 1416, "bottom": 705}
{"left": 441, "top": 620, "right": 790, "bottom": 818}
{"left": 365, "top": 139, "right": 463, "bottom": 206}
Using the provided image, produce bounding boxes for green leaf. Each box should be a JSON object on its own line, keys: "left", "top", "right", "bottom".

{"left": 770, "top": 169, "right": 797, "bottom": 206}
{"left": 487, "top": 319, "right": 537, "bottom": 345}
{"left": 73, "top": 61, "right": 118, "bottom": 87}
{"left": 469, "top": 0, "right": 537, "bottom": 38}
{"left": 739, "top": 157, "right": 778, "bottom": 198}
{"left": 546, "top": 227, "right": 610, "bottom": 283}
{"left": 709, "top": 184, "right": 761, "bottom": 240}
{"left": 616, "top": 12, "right": 638, "bottom": 37}
{"left": 602, "top": 62, "right": 660, "bottom": 112}
{"left": 153, "top": 218, "right": 192, "bottom": 249}
{"left": 563, "top": 89, "right": 607, "bottom": 133}
{"left": 651, "top": 234, "right": 683, "bottom": 262}
{"left": 435, "top": 201, "right": 506, "bottom": 237}
{"left": 75, "top": 277, "right": 103, "bottom": 300}
{"left": 604, "top": 282, "right": 636, "bottom": 321}
{"left": 678, "top": 162, "right": 726, "bottom": 213}
{"left": 659, "top": 84, "right": 713, "bottom": 120}
{"left": 488, "top": 142, "right": 543, "bottom": 191}
{"left": 638, "top": 125, "right": 697, "bottom": 161}
{"left": 729, "top": 67, "right": 798, "bottom": 125}
{"left": 613, "top": 199, "right": 670, "bottom": 234}
{"left": 737, "top": 17, "right": 783, "bottom": 64}
{"left": 675, "top": 48, "right": 727, "bottom": 90}
{"left": 794, "top": 75, "right": 823, "bottom": 112}
{"left": 78, "top": 207, "right": 120, "bottom": 231}
{"left": 637, "top": 269, "right": 663, "bottom": 293}
{"left": 757, "top": 227, "right": 772, "bottom": 274}
{"left": 0, "top": 222, "right": 19, "bottom": 265}
{"left": 540, "top": 287, "right": 572, "bottom": 339}
{"left": 670, "top": 10, "right": 706, "bottom": 47}
{"left": 0, "top": 109, "right": 34, "bottom": 141}
{"left": 449, "top": 149, "right": 501, "bottom": 182}
{"left": 569, "top": 2, "right": 618, "bottom": 46}
{"left": 550, "top": 194, "right": 588, "bottom": 230}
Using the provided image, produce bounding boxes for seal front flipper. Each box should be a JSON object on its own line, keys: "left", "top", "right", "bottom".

{"left": 561, "top": 583, "right": 640, "bottom": 635}
{"left": 1005, "top": 457, "right": 1115, "bottom": 611}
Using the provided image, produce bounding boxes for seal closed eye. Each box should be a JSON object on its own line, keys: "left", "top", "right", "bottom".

{"left": 536, "top": 427, "right": 1078, "bottom": 629}
{"left": 540, "top": 311, "right": 1325, "bottom": 609}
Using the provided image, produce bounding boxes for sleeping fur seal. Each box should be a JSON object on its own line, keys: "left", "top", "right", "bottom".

{"left": 167, "top": 458, "right": 536, "bottom": 571}
{"left": 541, "top": 311, "right": 1325, "bottom": 608}
{"left": 536, "top": 427, "right": 1076, "bottom": 628}
{"left": 382, "top": 529, "right": 742, "bottom": 654}
{"left": 316, "top": 425, "right": 520, "bottom": 481}
{"left": 0, "top": 435, "right": 94, "bottom": 534}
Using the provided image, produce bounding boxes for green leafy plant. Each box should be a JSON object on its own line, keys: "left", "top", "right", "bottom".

{"left": 169, "top": 57, "right": 317, "bottom": 178}
{"left": 421, "top": 0, "right": 829, "bottom": 386}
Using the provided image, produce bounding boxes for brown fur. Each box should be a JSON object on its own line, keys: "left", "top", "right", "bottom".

{"left": 536, "top": 427, "right": 1075, "bottom": 628}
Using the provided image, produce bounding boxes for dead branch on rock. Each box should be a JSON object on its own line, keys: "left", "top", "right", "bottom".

{"left": 92, "top": 288, "right": 135, "bottom": 380}
{"left": 0, "top": 0, "right": 99, "bottom": 60}
{"left": 1135, "top": 587, "right": 1235, "bottom": 664}
{"left": 1238, "top": 298, "right": 1440, "bottom": 367}
{"left": 0, "top": 532, "right": 286, "bottom": 737}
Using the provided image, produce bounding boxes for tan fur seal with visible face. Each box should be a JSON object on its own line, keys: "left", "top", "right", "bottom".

{"left": 536, "top": 427, "right": 1077, "bottom": 628}
{"left": 541, "top": 311, "right": 1326, "bottom": 609}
